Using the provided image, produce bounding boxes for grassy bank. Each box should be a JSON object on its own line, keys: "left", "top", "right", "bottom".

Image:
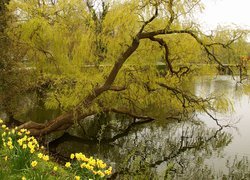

{"left": 0, "top": 119, "right": 112, "bottom": 180}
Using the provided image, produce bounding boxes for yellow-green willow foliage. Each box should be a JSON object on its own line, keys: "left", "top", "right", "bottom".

{"left": 6, "top": 0, "right": 231, "bottom": 120}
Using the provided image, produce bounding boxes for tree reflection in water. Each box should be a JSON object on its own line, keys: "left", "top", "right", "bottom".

{"left": 49, "top": 114, "right": 234, "bottom": 179}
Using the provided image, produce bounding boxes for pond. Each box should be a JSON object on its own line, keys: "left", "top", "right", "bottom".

{"left": 44, "top": 75, "right": 249, "bottom": 179}
{"left": 5, "top": 75, "right": 250, "bottom": 179}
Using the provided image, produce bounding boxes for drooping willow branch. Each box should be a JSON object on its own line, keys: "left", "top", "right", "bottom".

{"left": 138, "top": 29, "right": 244, "bottom": 76}
{"left": 157, "top": 82, "right": 229, "bottom": 128}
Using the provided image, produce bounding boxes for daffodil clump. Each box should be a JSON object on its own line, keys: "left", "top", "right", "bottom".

{"left": 65, "top": 152, "right": 112, "bottom": 179}
{"left": 1, "top": 124, "right": 40, "bottom": 171}
{"left": 0, "top": 119, "right": 112, "bottom": 179}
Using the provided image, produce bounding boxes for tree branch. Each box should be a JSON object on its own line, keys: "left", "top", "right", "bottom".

{"left": 108, "top": 86, "right": 127, "bottom": 92}
{"left": 138, "top": 5, "right": 158, "bottom": 33}
{"left": 148, "top": 36, "right": 173, "bottom": 74}
{"left": 138, "top": 29, "right": 235, "bottom": 75}
{"left": 77, "top": 38, "right": 140, "bottom": 109}
{"left": 165, "top": 0, "right": 175, "bottom": 30}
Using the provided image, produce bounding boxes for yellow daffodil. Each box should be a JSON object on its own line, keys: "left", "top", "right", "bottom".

{"left": 104, "top": 169, "right": 112, "bottom": 175}
{"left": 75, "top": 176, "right": 81, "bottom": 180}
{"left": 53, "top": 166, "right": 58, "bottom": 171}
{"left": 85, "top": 163, "right": 94, "bottom": 171}
{"left": 31, "top": 161, "right": 38, "bottom": 167}
{"left": 42, "top": 155, "right": 49, "bottom": 161}
{"left": 32, "top": 139, "right": 38, "bottom": 145}
{"left": 81, "top": 154, "right": 89, "bottom": 162}
{"left": 97, "top": 159, "right": 106, "bottom": 169}
{"left": 70, "top": 153, "right": 75, "bottom": 159}
{"left": 20, "top": 129, "right": 26, "bottom": 133}
{"left": 17, "top": 132, "right": 22, "bottom": 136}
{"left": 75, "top": 153, "right": 81, "bottom": 160}
{"left": 22, "top": 177, "right": 26, "bottom": 180}
{"left": 0, "top": 119, "right": 3, "bottom": 124}
{"left": 30, "top": 148, "right": 35, "bottom": 153}
{"left": 65, "top": 162, "right": 71, "bottom": 168}
{"left": 22, "top": 135, "right": 27, "bottom": 141}
{"left": 28, "top": 142, "right": 34, "bottom": 148}
{"left": 4, "top": 156, "right": 8, "bottom": 161}
{"left": 17, "top": 139, "right": 23, "bottom": 146}
{"left": 1, "top": 124, "right": 6, "bottom": 129}
{"left": 88, "top": 159, "right": 96, "bottom": 166}
{"left": 22, "top": 144, "right": 27, "bottom": 149}
{"left": 7, "top": 141, "right": 12, "bottom": 146}
{"left": 38, "top": 153, "right": 43, "bottom": 158}
{"left": 80, "top": 163, "right": 86, "bottom": 168}
{"left": 97, "top": 170, "right": 105, "bottom": 177}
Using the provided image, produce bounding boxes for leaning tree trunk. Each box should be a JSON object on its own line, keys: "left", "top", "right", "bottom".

{"left": 19, "top": 38, "right": 140, "bottom": 136}
{"left": 19, "top": 86, "right": 104, "bottom": 136}
{"left": 19, "top": 110, "right": 92, "bottom": 136}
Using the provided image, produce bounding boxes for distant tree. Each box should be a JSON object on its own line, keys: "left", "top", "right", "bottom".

{"left": 0, "top": 0, "right": 10, "bottom": 65}
{"left": 5, "top": 0, "right": 246, "bottom": 135}
{"left": 0, "top": 0, "right": 31, "bottom": 121}
{"left": 210, "top": 27, "right": 249, "bottom": 65}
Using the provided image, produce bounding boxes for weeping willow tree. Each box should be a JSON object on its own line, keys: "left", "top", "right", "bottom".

{"left": 5, "top": 0, "right": 245, "bottom": 135}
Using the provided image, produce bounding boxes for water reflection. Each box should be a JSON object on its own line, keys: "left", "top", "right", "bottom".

{"left": 47, "top": 75, "right": 250, "bottom": 179}
{"left": 50, "top": 115, "right": 231, "bottom": 179}
{"left": 195, "top": 76, "right": 250, "bottom": 154}
{"left": 195, "top": 76, "right": 250, "bottom": 175}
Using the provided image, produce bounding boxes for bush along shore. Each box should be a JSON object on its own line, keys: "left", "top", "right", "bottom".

{"left": 0, "top": 119, "right": 112, "bottom": 180}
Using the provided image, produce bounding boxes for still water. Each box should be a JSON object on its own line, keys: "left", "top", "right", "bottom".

{"left": 197, "top": 76, "right": 250, "bottom": 156}
{"left": 19, "top": 76, "right": 250, "bottom": 179}
{"left": 45, "top": 75, "right": 250, "bottom": 179}
{"left": 196, "top": 76, "right": 250, "bottom": 177}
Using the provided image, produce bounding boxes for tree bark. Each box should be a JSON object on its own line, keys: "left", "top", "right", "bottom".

{"left": 19, "top": 111, "right": 73, "bottom": 136}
